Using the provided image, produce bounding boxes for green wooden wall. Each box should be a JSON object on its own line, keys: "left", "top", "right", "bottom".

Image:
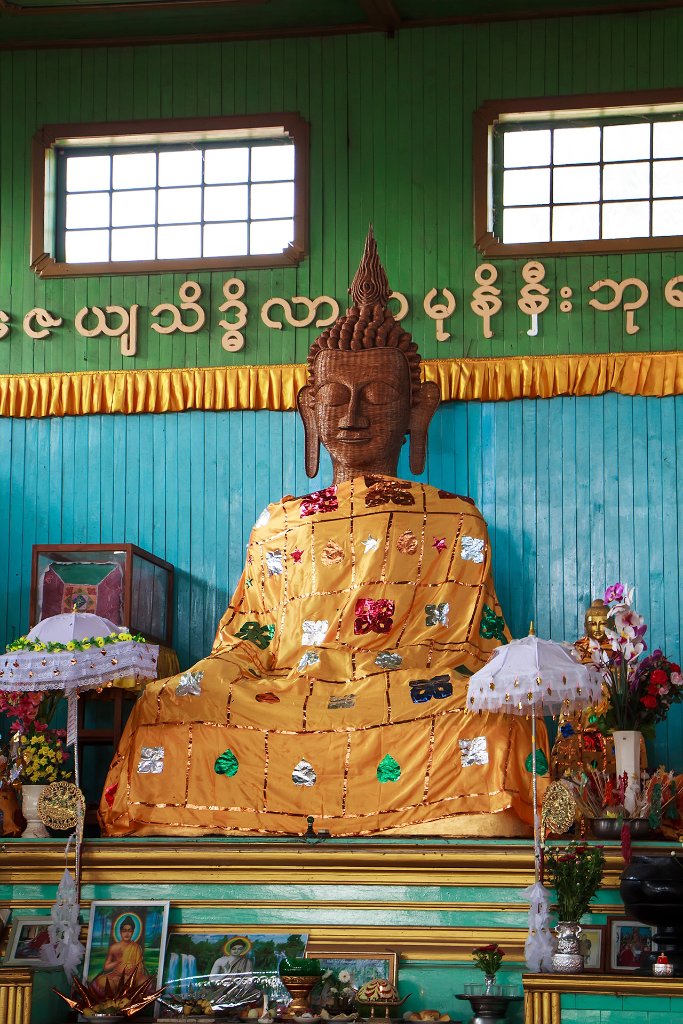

{"left": 1, "top": 11, "right": 683, "bottom": 372}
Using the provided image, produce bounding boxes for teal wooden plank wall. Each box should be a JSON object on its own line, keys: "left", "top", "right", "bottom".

{"left": 1, "top": 394, "right": 682, "bottom": 769}
{"left": 0, "top": 11, "right": 683, "bottom": 371}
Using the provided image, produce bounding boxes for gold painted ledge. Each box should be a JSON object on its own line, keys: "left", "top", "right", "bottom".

{"left": 0, "top": 968, "right": 32, "bottom": 1024}
{"left": 523, "top": 973, "right": 683, "bottom": 1024}
{"left": 0, "top": 838, "right": 671, "bottom": 887}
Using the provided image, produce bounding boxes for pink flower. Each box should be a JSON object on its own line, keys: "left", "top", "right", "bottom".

{"left": 605, "top": 583, "right": 625, "bottom": 603}
{"left": 672, "top": 672, "right": 683, "bottom": 687}
{"left": 613, "top": 606, "right": 645, "bottom": 638}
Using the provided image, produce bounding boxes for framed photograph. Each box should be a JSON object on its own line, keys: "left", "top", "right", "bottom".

{"left": 607, "top": 917, "right": 658, "bottom": 971}
{"left": 578, "top": 924, "right": 606, "bottom": 973}
{"left": 83, "top": 901, "right": 170, "bottom": 1003}
{"left": 163, "top": 931, "right": 307, "bottom": 986}
{"left": 305, "top": 952, "right": 398, "bottom": 1012}
{"left": 3, "top": 916, "right": 52, "bottom": 966}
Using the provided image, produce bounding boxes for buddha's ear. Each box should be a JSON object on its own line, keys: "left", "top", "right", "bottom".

{"left": 408, "top": 380, "right": 440, "bottom": 475}
{"left": 297, "top": 385, "right": 320, "bottom": 478}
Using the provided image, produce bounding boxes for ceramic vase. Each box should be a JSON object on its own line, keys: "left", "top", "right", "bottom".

{"left": 551, "top": 922, "right": 584, "bottom": 973}
{"left": 20, "top": 784, "right": 49, "bottom": 838}
{"left": 613, "top": 730, "right": 642, "bottom": 814}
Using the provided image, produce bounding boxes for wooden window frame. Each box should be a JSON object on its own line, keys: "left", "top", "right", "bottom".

{"left": 30, "top": 112, "right": 309, "bottom": 278}
{"left": 473, "top": 88, "right": 683, "bottom": 257}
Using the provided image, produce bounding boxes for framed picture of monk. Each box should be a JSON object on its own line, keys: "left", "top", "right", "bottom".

{"left": 83, "top": 901, "right": 170, "bottom": 1007}
{"left": 4, "top": 916, "right": 52, "bottom": 965}
{"left": 607, "top": 917, "right": 657, "bottom": 971}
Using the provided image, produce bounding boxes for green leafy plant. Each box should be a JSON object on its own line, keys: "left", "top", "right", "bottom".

{"left": 544, "top": 841, "right": 605, "bottom": 922}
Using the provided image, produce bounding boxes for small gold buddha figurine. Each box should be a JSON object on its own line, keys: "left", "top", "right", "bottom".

{"left": 574, "top": 598, "right": 610, "bottom": 664}
{"left": 551, "top": 599, "right": 614, "bottom": 778}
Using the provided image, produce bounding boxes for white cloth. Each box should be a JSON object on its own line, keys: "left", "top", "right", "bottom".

{"left": 0, "top": 641, "right": 159, "bottom": 693}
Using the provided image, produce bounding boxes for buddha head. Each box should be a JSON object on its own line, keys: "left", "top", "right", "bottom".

{"left": 584, "top": 598, "right": 609, "bottom": 642}
{"left": 297, "top": 228, "right": 440, "bottom": 483}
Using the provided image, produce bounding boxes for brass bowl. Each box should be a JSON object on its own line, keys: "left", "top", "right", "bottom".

{"left": 591, "top": 817, "right": 651, "bottom": 840}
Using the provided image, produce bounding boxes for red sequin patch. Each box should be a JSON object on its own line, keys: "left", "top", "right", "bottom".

{"left": 354, "top": 598, "right": 395, "bottom": 635}
{"left": 255, "top": 692, "right": 280, "bottom": 703}
{"left": 104, "top": 783, "right": 118, "bottom": 808}
{"left": 300, "top": 486, "right": 339, "bottom": 517}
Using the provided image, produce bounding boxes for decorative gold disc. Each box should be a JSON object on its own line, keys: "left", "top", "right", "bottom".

{"left": 541, "top": 781, "right": 575, "bottom": 835}
{"left": 37, "top": 781, "right": 85, "bottom": 830}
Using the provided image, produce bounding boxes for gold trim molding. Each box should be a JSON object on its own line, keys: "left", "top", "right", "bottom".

{"left": 3, "top": 896, "right": 629, "bottom": 917}
{"left": 0, "top": 838, "right": 664, "bottom": 887}
{"left": 169, "top": 923, "right": 527, "bottom": 961}
{"left": 523, "top": 972, "right": 683, "bottom": 1024}
{"left": 1, "top": 350, "right": 682, "bottom": 419}
{"left": 0, "top": 967, "right": 32, "bottom": 1024}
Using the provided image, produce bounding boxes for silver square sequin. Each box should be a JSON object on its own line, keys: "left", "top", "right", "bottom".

{"left": 137, "top": 746, "right": 165, "bottom": 774}
{"left": 426, "top": 602, "right": 449, "bottom": 627}
{"left": 461, "top": 535, "right": 485, "bottom": 563}
{"left": 459, "top": 736, "right": 489, "bottom": 767}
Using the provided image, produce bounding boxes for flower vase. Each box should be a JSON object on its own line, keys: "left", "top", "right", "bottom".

{"left": 551, "top": 922, "right": 584, "bottom": 973}
{"left": 21, "top": 784, "right": 49, "bottom": 838}
{"left": 613, "top": 730, "right": 642, "bottom": 815}
{"left": 484, "top": 974, "right": 497, "bottom": 994}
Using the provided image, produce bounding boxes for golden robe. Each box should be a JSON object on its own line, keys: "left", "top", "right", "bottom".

{"left": 100, "top": 476, "right": 546, "bottom": 836}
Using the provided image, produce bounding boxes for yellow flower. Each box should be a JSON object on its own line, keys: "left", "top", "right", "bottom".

{"left": 81, "top": 641, "right": 91, "bottom": 649}
{"left": 35, "top": 642, "right": 46, "bottom": 651}
{"left": 118, "top": 632, "right": 132, "bottom": 641}
{"left": 95, "top": 637, "right": 105, "bottom": 647}
{"left": 66, "top": 641, "right": 76, "bottom": 651}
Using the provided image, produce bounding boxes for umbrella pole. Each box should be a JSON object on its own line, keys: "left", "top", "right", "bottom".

{"left": 531, "top": 706, "right": 540, "bottom": 884}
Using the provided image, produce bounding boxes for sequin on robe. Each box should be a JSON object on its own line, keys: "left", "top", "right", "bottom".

{"left": 99, "top": 476, "right": 547, "bottom": 836}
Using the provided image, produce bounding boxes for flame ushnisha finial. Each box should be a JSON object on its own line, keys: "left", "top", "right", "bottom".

{"left": 349, "top": 225, "right": 391, "bottom": 308}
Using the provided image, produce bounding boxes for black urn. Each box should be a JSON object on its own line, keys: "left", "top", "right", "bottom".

{"left": 620, "top": 853, "right": 683, "bottom": 975}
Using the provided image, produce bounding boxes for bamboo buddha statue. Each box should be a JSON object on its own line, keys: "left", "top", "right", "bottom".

{"left": 99, "top": 230, "right": 548, "bottom": 838}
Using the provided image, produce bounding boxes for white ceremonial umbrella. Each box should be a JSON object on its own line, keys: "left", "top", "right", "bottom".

{"left": 1, "top": 611, "right": 159, "bottom": 978}
{"left": 2, "top": 612, "right": 158, "bottom": 784}
{"left": 466, "top": 626, "right": 602, "bottom": 971}
{"left": 26, "top": 611, "right": 120, "bottom": 643}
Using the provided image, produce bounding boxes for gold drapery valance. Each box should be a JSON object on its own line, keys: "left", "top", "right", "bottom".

{"left": 1, "top": 351, "right": 682, "bottom": 418}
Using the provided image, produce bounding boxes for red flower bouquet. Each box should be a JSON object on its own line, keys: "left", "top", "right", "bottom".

{"left": 591, "top": 585, "right": 683, "bottom": 740}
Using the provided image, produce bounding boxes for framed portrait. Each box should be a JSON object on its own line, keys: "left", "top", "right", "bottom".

{"left": 163, "top": 931, "right": 307, "bottom": 986}
{"left": 83, "top": 901, "right": 170, "bottom": 1004}
{"left": 578, "top": 925, "right": 606, "bottom": 973}
{"left": 3, "top": 916, "right": 52, "bottom": 966}
{"left": 159, "top": 932, "right": 308, "bottom": 1018}
{"left": 607, "top": 917, "right": 658, "bottom": 972}
{"left": 305, "top": 952, "right": 398, "bottom": 1012}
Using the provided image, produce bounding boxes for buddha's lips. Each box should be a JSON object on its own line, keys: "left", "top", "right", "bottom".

{"left": 334, "top": 433, "right": 370, "bottom": 442}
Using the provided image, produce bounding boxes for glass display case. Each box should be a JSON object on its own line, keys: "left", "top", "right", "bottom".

{"left": 29, "top": 543, "right": 174, "bottom": 646}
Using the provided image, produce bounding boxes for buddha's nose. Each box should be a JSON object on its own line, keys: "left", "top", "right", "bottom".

{"left": 340, "top": 387, "right": 369, "bottom": 429}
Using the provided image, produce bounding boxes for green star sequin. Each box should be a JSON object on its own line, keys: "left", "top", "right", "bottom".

{"left": 246, "top": 578, "right": 253, "bottom": 588}
{"left": 524, "top": 749, "right": 549, "bottom": 776}
{"left": 377, "top": 754, "right": 401, "bottom": 783}
{"left": 480, "top": 604, "right": 507, "bottom": 643}
{"left": 214, "top": 749, "right": 239, "bottom": 777}
{"left": 236, "top": 621, "right": 275, "bottom": 649}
